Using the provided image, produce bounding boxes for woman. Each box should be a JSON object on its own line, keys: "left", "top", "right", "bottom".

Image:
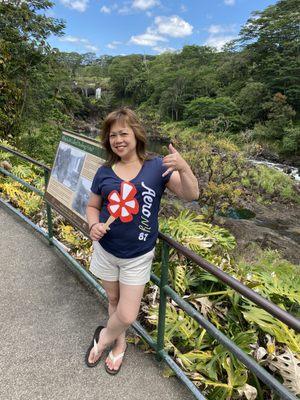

{"left": 86, "top": 107, "right": 199, "bottom": 374}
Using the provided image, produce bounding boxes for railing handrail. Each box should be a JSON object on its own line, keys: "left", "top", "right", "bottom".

{"left": 0, "top": 144, "right": 51, "bottom": 172}
{"left": 159, "top": 232, "right": 300, "bottom": 332}
{"left": 1, "top": 143, "right": 299, "bottom": 400}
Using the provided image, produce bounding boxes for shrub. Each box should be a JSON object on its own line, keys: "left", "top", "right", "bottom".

{"left": 242, "top": 164, "right": 300, "bottom": 203}
{"left": 183, "top": 97, "right": 240, "bottom": 131}
{"left": 282, "top": 125, "right": 300, "bottom": 155}
{"left": 16, "top": 123, "right": 61, "bottom": 165}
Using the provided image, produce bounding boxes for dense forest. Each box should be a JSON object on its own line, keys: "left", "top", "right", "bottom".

{"left": 0, "top": 0, "right": 299, "bottom": 165}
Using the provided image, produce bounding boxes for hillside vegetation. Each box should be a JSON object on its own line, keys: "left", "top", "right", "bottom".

{"left": 0, "top": 0, "right": 299, "bottom": 165}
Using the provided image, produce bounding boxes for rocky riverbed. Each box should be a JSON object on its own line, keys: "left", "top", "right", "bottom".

{"left": 216, "top": 201, "right": 300, "bottom": 265}
{"left": 164, "top": 191, "right": 300, "bottom": 265}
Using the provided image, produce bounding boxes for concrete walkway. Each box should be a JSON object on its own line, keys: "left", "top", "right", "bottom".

{"left": 0, "top": 204, "right": 195, "bottom": 400}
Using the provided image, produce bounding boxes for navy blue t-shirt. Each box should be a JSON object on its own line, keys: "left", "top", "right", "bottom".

{"left": 90, "top": 156, "right": 172, "bottom": 258}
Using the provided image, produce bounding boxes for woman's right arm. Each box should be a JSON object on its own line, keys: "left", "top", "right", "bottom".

{"left": 86, "top": 193, "right": 109, "bottom": 241}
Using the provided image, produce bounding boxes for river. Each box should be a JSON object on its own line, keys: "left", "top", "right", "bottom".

{"left": 249, "top": 159, "right": 300, "bottom": 182}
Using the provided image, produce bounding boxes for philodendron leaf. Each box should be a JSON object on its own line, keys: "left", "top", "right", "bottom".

{"left": 182, "top": 235, "right": 214, "bottom": 252}
{"left": 242, "top": 305, "right": 300, "bottom": 353}
{"left": 268, "top": 348, "right": 300, "bottom": 396}
{"left": 186, "top": 296, "right": 213, "bottom": 318}
{"left": 175, "top": 349, "right": 212, "bottom": 372}
{"left": 223, "top": 356, "right": 248, "bottom": 389}
{"left": 254, "top": 271, "right": 300, "bottom": 304}
{"left": 237, "top": 383, "right": 257, "bottom": 400}
{"left": 207, "top": 386, "right": 231, "bottom": 400}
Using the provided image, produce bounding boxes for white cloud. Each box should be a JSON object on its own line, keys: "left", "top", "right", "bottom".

{"left": 205, "top": 23, "right": 237, "bottom": 50}
{"left": 154, "top": 15, "right": 193, "bottom": 37}
{"left": 107, "top": 41, "right": 122, "bottom": 49}
{"left": 100, "top": 5, "right": 111, "bottom": 13}
{"left": 60, "top": 35, "right": 87, "bottom": 43}
{"left": 224, "top": 0, "right": 235, "bottom": 5}
{"left": 100, "top": 1, "right": 157, "bottom": 16}
{"left": 152, "top": 46, "right": 176, "bottom": 54}
{"left": 60, "top": 0, "right": 89, "bottom": 12}
{"left": 130, "top": 29, "right": 168, "bottom": 46}
{"left": 118, "top": 5, "right": 132, "bottom": 14}
{"left": 180, "top": 4, "right": 187, "bottom": 12}
{"left": 59, "top": 35, "right": 99, "bottom": 52}
{"left": 85, "top": 44, "right": 99, "bottom": 52}
{"left": 132, "top": 0, "right": 159, "bottom": 10}
{"left": 205, "top": 35, "right": 235, "bottom": 50}
{"left": 208, "top": 24, "right": 223, "bottom": 34}
{"left": 129, "top": 14, "right": 192, "bottom": 49}
{"left": 207, "top": 24, "right": 236, "bottom": 34}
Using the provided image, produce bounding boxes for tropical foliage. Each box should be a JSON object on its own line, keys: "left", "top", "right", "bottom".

{"left": 1, "top": 0, "right": 299, "bottom": 158}
{"left": 241, "top": 164, "right": 300, "bottom": 204}
{"left": 142, "top": 211, "right": 300, "bottom": 399}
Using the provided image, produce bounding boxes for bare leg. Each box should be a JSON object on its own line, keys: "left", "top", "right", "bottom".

{"left": 88, "top": 280, "right": 124, "bottom": 364}
{"left": 94, "top": 283, "right": 146, "bottom": 370}
{"left": 105, "top": 283, "right": 146, "bottom": 370}
{"left": 105, "top": 281, "right": 127, "bottom": 360}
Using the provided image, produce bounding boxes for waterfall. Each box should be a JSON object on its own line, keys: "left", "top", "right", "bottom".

{"left": 95, "top": 87, "right": 101, "bottom": 99}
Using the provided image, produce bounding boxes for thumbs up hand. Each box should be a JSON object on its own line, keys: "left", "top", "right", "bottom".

{"left": 168, "top": 143, "right": 177, "bottom": 154}
{"left": 162, "top": 143, "right": 189, "bottom": 177}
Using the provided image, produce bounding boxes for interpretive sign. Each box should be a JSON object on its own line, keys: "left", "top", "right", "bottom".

{"left": 45, "top": 130, "right": 106, "bottom": 235}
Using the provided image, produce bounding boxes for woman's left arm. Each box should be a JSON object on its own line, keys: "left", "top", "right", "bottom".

{"left": 162, "top": 144, "right": 200, "bottom": 201}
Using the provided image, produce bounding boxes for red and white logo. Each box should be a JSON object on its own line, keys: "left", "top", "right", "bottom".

{"left": 107, "top": 181, "right": 139, "bottom": 223}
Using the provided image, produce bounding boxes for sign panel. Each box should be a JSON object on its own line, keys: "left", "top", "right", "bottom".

{"left": 44, "top": 130, "right": 106, "bottom": 235}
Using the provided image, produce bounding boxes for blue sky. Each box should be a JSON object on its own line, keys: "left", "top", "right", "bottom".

{"left": 48, "top": 0, "right": 277, "bottom": 56}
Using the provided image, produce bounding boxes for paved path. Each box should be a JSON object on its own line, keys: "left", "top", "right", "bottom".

{"left": 0, "top": 204, "right": 195, "bottom": 400}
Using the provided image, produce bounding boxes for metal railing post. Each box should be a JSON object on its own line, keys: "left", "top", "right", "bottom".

{"left": 44, "top": 169, "right": 53, "bottom": 244}
{"left": 156, "top": 241, "right": 169, "bottom": 360}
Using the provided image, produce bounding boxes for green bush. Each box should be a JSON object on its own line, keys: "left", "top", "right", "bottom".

{"left": 242, "top": 164, "right": 300, "bottom": 202}
{"left": 235, "top": 82, "right": 269, "bottom": 125}
{"left": 184, "top": 97, "right": 239, "bottom": 123}
{"left": 16, "top": 123, "right": 61, "bottom": 165}
{"left": 282, "top": 125, "right": 300, "bottom": 154}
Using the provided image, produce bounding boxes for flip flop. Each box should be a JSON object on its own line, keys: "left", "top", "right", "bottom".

{"left": 105, "top": 344, "right": 128, "bottom": 375}
{"left": 85, "top": 325, "right": 104, "bottom": 368}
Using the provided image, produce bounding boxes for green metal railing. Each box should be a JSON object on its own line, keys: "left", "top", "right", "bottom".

{"left": 0, "top": 144, "right": 299, "bottom": 400}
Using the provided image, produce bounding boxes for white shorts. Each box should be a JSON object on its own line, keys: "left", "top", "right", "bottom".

{"left": 89, "top": 241, "right": 155, "bottom": 285}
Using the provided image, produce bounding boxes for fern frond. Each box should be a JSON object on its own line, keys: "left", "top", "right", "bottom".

{"left": 11, "top": 164, "right": 37, "bottom": 182}
{"left": 173, "top": 264, "right": 187, "bottom": 295}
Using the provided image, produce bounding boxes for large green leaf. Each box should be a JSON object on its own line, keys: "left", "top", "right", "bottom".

{"left": 253, "top": 271, "right": 300, "bottom": 305}
{"left": 243, "top": 305, "right": 300, "bottom": 353}
{"left": 175, "top": 349, "right": 212, "bottom": 372}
